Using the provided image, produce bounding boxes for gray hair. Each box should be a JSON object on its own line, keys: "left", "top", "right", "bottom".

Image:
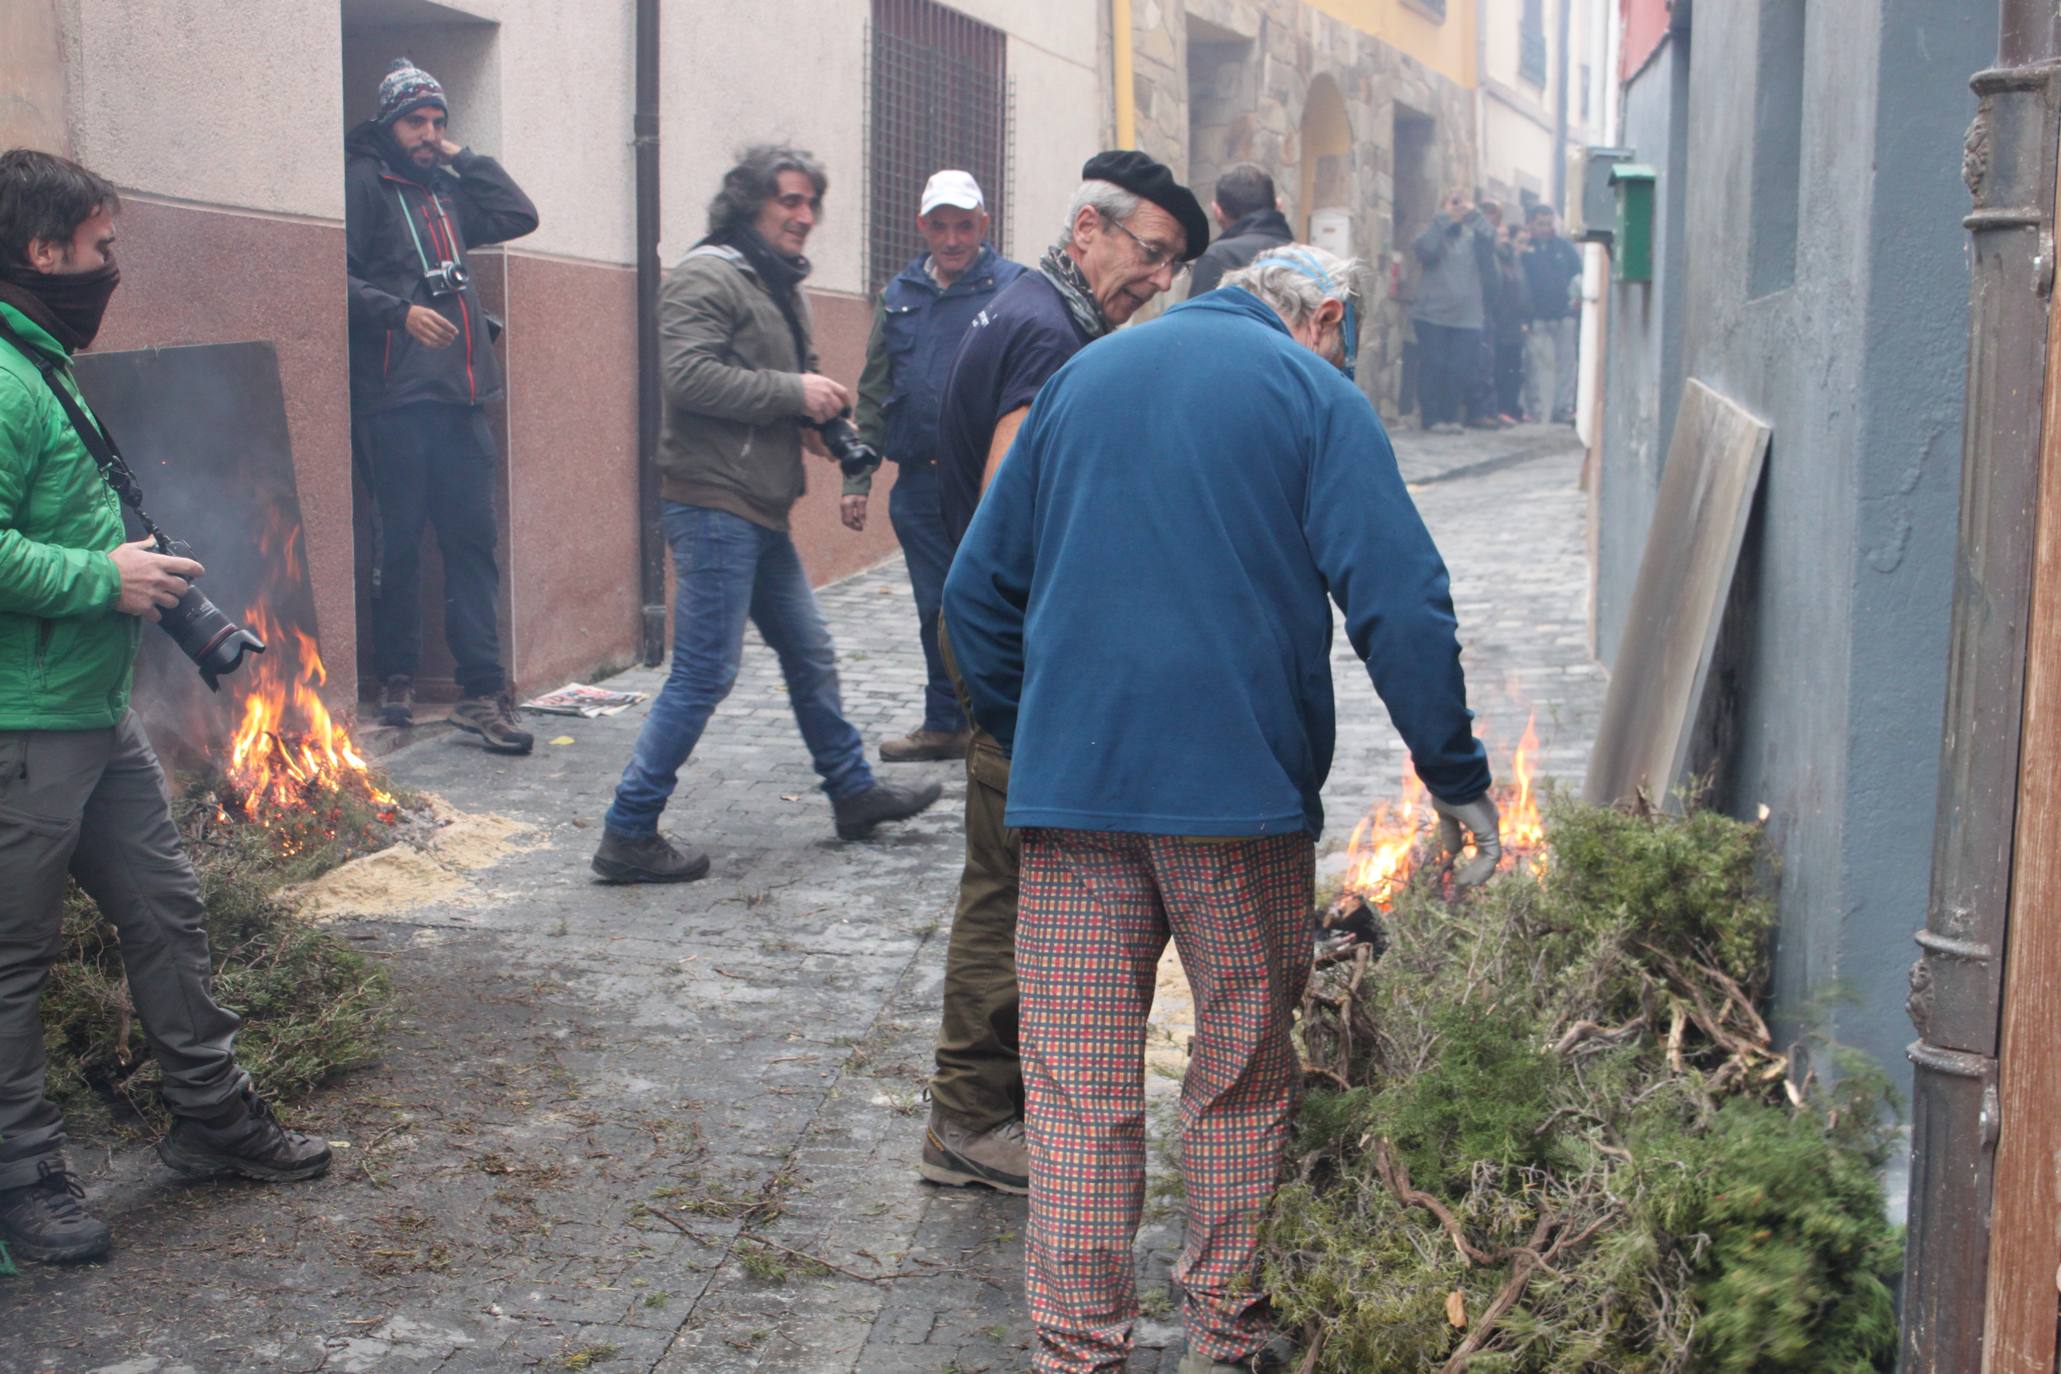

{"left": 707, "top": 144, "right": 828, "bottom": 238}
{"left": 1221, "top": 244, "right": 1364, "bottom": 326}
{"left": 1058, "top": 179, "right": 1141, "bottom": 246}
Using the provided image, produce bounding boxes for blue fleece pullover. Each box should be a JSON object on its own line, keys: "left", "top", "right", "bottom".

{"left": 941, "top": 286, "right": 1492, "bottom": 838}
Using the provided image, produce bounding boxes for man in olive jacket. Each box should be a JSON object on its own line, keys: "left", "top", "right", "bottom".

{"left": 592, "top": 145, "right": 939, "bottom": 884}
{"left": 0, "top": 149, "right": 329, "bottom": 1267}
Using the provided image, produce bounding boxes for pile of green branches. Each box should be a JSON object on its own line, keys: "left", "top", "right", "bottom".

{"left": 38, "top": 779, "right": 399, "bottom": 1139}
{"left": 1265, "top": 800, "right": 1901, "bottom": 1373}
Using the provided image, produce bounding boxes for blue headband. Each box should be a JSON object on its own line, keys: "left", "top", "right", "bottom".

{"left": 1268, "top": 250, "right": 1358, "bottom": 381}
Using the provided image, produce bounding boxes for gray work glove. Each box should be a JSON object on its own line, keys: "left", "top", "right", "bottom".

{"left": 1432, "top": 792, "right": 1503, "bottom": 889}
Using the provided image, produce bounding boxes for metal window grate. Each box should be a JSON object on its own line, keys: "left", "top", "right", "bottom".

{"left": 866, "top": 0, "right": 1010, "bottom": 296}
{"left": 1519, "top": 0, "right": 1548, "bottom": 86}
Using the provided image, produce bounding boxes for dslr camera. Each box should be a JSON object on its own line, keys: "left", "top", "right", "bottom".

{"left": 423, "top": 259, "right": 470, "bottom": 297}
{"left": 809, "top": 412, "right": 883, "bottom": 482}
{"left": 156, "top": 539, "right": 266, "bottom": 691}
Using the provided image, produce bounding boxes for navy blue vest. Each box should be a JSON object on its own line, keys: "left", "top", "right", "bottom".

{"left": 880, "top": 245, "right": 1027, "bottom": 462}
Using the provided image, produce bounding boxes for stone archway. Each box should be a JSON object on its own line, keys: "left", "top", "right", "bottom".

{"left": 1296, "top": 73, "right": 1353, "bottom": 249}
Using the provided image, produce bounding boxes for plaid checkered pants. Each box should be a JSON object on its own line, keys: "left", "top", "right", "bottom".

{"left": 1018, "top": 828, "right": 1314, "bottom": 1373}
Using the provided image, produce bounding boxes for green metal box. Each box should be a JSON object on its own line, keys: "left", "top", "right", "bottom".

{"left": 1610, "top": 163, "right": 1658, "bottom": 283}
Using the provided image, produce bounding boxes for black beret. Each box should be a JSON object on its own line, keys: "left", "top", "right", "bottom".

{"left": 1080, "top": 150, "right": 1210, "bottom": 262}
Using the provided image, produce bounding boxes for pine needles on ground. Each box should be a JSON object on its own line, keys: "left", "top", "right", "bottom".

{"left": 1265, "top": 799, "right": 1901, "bottom": 1373}
{"left": 37, "top": 776, "right": 403, "bottom": 1139}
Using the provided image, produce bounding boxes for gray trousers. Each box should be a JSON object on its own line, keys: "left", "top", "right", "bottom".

{"left": 0, "top": 712, "right": 246, "bottom": 1188}
{"left": 1523, "top": 317, "right": 1579, "bottom": 420}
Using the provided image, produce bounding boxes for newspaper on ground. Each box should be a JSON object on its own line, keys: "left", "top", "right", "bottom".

{"left": 521, "top": 683, "right": 649, "bottom": 718}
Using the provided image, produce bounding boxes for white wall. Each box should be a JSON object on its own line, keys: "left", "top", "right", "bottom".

{"left": 1006, "top": 32, "right": 1105, "bottom": 257}
{"left": 63, "top": 0, "right": 344, "bottom": 218}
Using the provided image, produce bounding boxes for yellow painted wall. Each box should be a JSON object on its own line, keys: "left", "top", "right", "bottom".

{"left": 1302, "top": 0, "right": 1477, "bottom": 87}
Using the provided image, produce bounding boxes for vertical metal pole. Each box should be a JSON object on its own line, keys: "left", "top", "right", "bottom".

{"left": 634, "top": 0, "right": 665, "bottom": 667}
{"left": 1900, "top": 5, "right": 2061, "bottom": 1369}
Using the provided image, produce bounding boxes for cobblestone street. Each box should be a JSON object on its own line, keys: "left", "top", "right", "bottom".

{"left": 5, "top": 423, "right": 1602, "bottom": 1374}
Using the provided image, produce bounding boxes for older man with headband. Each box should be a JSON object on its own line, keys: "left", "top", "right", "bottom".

{"left": 943, "top": 244, "right": 1500, "bottom": 1373}
{"left": 916, "top": 151, "right": 1207, "bottom": 1203}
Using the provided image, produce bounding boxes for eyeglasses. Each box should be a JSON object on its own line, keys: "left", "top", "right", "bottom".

{"left": 1101, "top": 213, "right": 1188, "bottom": 279}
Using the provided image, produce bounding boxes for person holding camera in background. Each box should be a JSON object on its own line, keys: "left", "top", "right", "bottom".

{"left": 345, "top": 59, "right": 538, "bottom": 750}
{"left": 0, "top": 148, "right": 331, "bottom": 1266}
{"left": 847, "top": 170, "right": 1025, "bottom": 765}
{"left": 589, "top": 146, "right": 941, "bottom": 885}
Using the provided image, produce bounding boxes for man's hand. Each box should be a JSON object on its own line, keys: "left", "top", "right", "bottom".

{"left": 405, "top": 305, "right": 459, "bottom": 348}
{"left": 1431, "top": 793, "right": 1502, "bottom": 888}
{"left": 799, "top": 373, "right": 853, "bottom": 424}
{"left": 109, "top": 537, "right": 203, "bottom": 623}
{"left": 840, "top": 494, "right": 868, "bottom": 532}
{"left": 438, "top": 138, "right": 463, "bottom": 161}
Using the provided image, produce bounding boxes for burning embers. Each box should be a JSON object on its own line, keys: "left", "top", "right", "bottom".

{"left": 1323, "top": 715, "right": 1549, "bottom": 948}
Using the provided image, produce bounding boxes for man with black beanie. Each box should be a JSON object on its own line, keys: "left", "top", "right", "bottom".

{"left": 345, "top": 58, "right": 538, "bottom": 750}
{"left": 919, "top": 150, "right": 1206, "bottom": 1200}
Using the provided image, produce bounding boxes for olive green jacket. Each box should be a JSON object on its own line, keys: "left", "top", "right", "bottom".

{"left": 0, "top": 301, "right": 136, "bottom": 731}
{"left": 656, "top": 244, "right": 819, "bottom": 530}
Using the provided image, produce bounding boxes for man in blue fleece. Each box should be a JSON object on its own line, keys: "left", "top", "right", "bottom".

{"left": 942, "top": 245, "right": 1500, "bottom": 1374}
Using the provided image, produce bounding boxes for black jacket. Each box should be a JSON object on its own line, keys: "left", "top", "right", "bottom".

{"left": 344, "top": 121, "right": 539, "bottom": 415}
{"left": 1185, "top": 209, "right": 1294, "bottom": 298}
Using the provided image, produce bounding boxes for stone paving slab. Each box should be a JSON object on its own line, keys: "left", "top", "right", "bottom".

{"left": 1, "top": 423, "right": 1597, "bottom": 1374}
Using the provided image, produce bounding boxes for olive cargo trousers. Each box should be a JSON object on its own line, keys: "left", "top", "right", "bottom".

{"left": 930, "top": 622, "right": 1023, "bottom": 1129}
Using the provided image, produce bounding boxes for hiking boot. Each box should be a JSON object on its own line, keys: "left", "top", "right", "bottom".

{"left": 919, "top": 1107, "right": 1028, "bottom": 1196}
{"left": 832, "top": 779, "right": 943, "bottom": 840}
{"left": 1177, "top": 1334, "right": 1300, "bottom": 1374}
{"left": 0, "top": 1160, "right": 111, "bottom": 1264}
{"left": 378, "top": 675, "right": 414, "bottom": 727}
{"left": 450, "top": 691, "right": 534, "bottom": 754}
{"left": 592, "top": 828, "right": 711, "bottom": 884}
{"left": 156, "top": 1089, "right": 332, "bottom": 1183}
{"left": 880, "top": 727, "right": 971, "bottom": 762}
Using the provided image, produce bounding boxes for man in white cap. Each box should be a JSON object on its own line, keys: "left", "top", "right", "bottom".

{"left": 850, "top": 170, "right": 1025, "bottom": 763}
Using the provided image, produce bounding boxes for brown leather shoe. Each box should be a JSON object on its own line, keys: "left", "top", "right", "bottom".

{"left": 879, "top": 728, "right": 970, "bottom": 762}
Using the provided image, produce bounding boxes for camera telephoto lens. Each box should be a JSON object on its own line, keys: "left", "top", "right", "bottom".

{"left": 158, "top": 584, "right": 266, "bottom": 691}
{"left": 811, "top": 416, "right": 883, "bottom": 481}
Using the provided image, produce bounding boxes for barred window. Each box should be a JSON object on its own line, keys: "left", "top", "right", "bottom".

{"left": 867, "top": 0, "right": 1011, "bottom": 296}
{"left": 1519, "top": 0, "right": 1548, "bottom": 87}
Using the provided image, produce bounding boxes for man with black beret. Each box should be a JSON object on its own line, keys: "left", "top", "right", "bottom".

{"left": 916, "top": 151, "right": 1206, "bottom": 1201}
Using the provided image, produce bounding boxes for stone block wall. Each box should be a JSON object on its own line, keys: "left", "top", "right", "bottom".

{"left": 1127, "top": 0, "right": 1476, "bottom": 420}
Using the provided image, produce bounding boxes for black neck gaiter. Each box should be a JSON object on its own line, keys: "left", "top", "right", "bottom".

{"left": 0, "top": 259, "right": 121, "bottom": 352}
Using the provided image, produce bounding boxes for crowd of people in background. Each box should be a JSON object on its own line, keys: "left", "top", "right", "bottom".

{"left": 1408, "top": 189, "right": 1582, "bottom": 432}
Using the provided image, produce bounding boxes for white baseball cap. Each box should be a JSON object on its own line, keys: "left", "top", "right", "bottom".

{"left": 920, "top": 170, "right": 985, "bottom": 215}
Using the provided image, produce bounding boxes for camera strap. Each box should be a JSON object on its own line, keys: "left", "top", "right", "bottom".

{"left": 393, "top": 186, "right": 437, "bottom": 275}
{"left": 0, "top": 314, "right": 171, "bottom": 548}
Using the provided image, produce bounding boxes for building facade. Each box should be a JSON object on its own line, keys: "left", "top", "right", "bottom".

{"left": 1122, "top": 0, "right": 1479, "bottom": 416}
{"left": 1, "top": 0, "right": 1106, "bottom": 708}
{"left": 1475, "top": 0, "right": 1603, "bottom": 217}
{"left": 1592, "top": 0, "right": 1990, "bottom": 1102}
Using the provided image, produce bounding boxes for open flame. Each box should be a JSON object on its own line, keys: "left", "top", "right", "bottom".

{"left": 218, "top": 602, "right": 394, "bottom": 831}
{"left": 1338, "top": 712, "right": 1549, "bottom": 908}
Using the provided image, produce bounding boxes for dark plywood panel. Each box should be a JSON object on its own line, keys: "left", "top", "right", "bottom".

{"left": 1583, "top": 379, "right": 1771, "bottom": 807}
{"left": 72, "top": 342, "right": 319, "bottom": 769}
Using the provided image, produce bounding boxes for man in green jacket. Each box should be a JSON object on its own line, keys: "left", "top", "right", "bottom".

{"left": 590, "top": 145, "right": 940, "bottom": 884}
{"left": 0, "top": 149, "right": 331, "bottom": 1266}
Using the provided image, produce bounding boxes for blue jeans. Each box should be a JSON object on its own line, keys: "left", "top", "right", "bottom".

{"left": 886, "top": 460, "right": 965, "bottom": 734}
{"left": 605, "top": 504, "right": 873, "bottom": 834}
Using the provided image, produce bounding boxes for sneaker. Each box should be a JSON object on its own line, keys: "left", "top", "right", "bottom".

{"left": 378, "top": 675, "right": 414, "bottom": 727}
{"left": 0, "top": 1159, "right": 111, "bottom": 1263}
{"left": 450, "top": 691, "right": 534, "bottom": 754}
{"left": 592, "top": 828, "right": 711, "bottom": 884}
{"left": 831, "top": 779, "right": 942, "bottom": 840}
{"left": 1177, "top": 1334, "right": 1300, "bottom": 1374}
{"left": 156, "top": 1090, "right": 332, "bottom": 1183}
{"left": 1465, "top": 417, "right": 1502, "bottom": 430}
{"left": 919, "top": 1107, "right": 1028, "bottom": 1195}
{"left": 880, "top": 727, "right": 971, "bottom": 763}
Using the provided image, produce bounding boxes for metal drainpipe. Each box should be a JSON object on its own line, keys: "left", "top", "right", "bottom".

{"left": 1899, "top": 3, "right": 2061, "bottom": 1369}
{"left": 634, "top": 0, "right": 664, "bottom": 667}
{"left": 1112, "top": 0, "right": 1136, "bottom": 148}
{"left": 1550, "top": 0, "right": 1572, "bottom": 211}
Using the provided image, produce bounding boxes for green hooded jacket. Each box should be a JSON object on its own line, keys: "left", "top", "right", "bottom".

{"left": 0, "top": 300, "right": 136, "bottom": 730}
